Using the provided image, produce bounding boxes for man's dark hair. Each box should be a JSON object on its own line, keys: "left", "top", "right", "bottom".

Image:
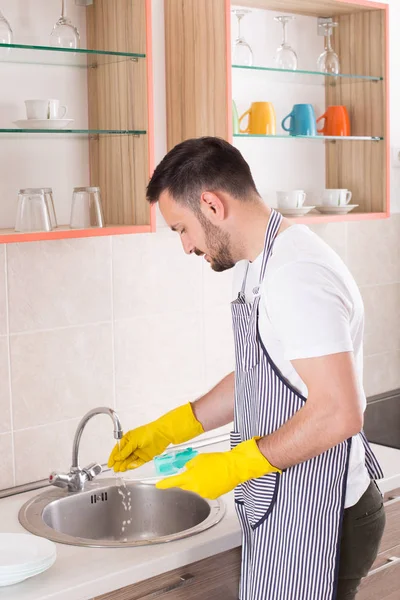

{"left": 146, "top": 137, "right": 259, "bottom": 213}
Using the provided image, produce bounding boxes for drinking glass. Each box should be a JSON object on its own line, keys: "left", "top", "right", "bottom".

{"left": 19, "top": 188, "right": 57, "bottom": 228}
{"left": 0, "top": 8, "right": 13, "bottom": 57}
{"left": 15, "top": 190, "right": 52, "bottom": 233}
{"left": 70, "top": 187, "right": 104, "bottom": 229}
{"left": 274, "top": 16, "right": 297, "bottom": 70}
{"left": 317, "top": 22, "right": 340, "bottom": 74}
{"left": 50, "top": 0, "right": 80, "bottom": 49}
{"left": 232, "top": 9, "right": 253, "bottom": 66}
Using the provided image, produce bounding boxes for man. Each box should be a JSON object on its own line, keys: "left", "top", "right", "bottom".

{"left": 108, "top": 137, "right": 385, "bottom": 600}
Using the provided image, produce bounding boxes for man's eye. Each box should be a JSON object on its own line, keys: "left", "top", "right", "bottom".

{"left": 180, "top": 229, "right": 185, "bottom": 235}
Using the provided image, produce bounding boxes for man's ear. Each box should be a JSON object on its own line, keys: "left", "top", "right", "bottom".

{"left": 200, "top": 191, "right": 226, "bottom": 222}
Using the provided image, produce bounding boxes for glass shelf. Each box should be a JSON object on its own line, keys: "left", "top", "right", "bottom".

{"left": 233, "top": 134, "right": 383, "bottom": 141}
{"left": 232, "top": 64, "right": 383, "bottom": 86}
{"left": 0, "top": 43, "right": 145, "bottom": 68}
{"left": 0, "top": 128, "right": 146, "bottom": 137}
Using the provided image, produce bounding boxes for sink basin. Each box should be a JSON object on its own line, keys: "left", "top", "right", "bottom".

{"left": 18, "top": 478, "right": 225, "bottom": 547}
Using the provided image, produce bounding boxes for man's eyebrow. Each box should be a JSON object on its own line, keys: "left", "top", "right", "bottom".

{"left": 170, "top": 223, "right": 181, "bottom": 232}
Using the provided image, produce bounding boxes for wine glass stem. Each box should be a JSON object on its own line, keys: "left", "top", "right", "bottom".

{"left": 61, "top": 0, "right": 66, "bottom": 19}
{"left": 281, "top": 20, "right": 287, "bottom": 46}
{"left": 237, "top": 15, "right": 242, "bottom": 40}
{"left": 325, "top": 30, "right": 333, "bottom": 52}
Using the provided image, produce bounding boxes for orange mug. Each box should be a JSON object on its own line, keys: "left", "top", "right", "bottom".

{"left": 239, "top": 102, "right": 276, "bottom": 135}
{"left": 317, "top": 105, "right": 350, "bottom": 136}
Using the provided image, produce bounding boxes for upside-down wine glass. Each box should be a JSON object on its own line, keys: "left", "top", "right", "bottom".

{"left": 232, "top": 8, "right": 253, "bottom": 67}
{"left": 274, "top": 15, "right": 297, "bottom": 70}
{"left": 50, "top": 0, "right": 80, "bottom": 49}
{"left": 317, "top": 22, "right": 340, "bottom": 74}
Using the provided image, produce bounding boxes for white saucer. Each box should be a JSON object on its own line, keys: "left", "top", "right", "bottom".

{"left": 277, "top": 206, "right": 315, "bottom": 217}
{"left": 315, "top": 204, "right": 359, "bottom": 215}
{"left": 13, "top": 119, "right": 74, "bottom": 130}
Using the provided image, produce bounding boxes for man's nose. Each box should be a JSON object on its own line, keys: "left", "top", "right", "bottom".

{"left": 181, "top": 236, "right": 195, "bottom": 255}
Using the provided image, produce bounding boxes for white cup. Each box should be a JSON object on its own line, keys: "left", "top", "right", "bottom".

{"left": 322, "top": 189, "right": 352, "bottom": 207}
{"left": 25, "top": 99, "right": 68, "bottom": 121}
{"left": 276, "top": 190, "right": 306, "bottom": 209}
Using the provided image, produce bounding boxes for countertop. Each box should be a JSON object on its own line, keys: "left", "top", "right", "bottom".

{"left": 0, "top": 439, "right": 242, "bottom": 600}
{"left": 0, "top": 439, "right": 399, "bottom": 600}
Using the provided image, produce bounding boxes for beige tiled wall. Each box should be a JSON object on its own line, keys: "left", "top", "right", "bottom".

{"left": 0, "top": 215, "right": 399, "bottom": 490}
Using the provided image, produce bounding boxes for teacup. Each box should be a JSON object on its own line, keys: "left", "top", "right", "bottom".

{"left": 322, "top": 189, "right": 352, "bottom": 207}
{"left": 276, "top": 190, "right": 306, "bottom": 209}
{"left": 25, "top": 99, "right": 68, "bottom": 120}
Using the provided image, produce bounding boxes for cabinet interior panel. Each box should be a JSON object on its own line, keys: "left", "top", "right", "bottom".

{"left": 165, "top": 0, "right": 229, "bottom": 150}
{"left": 87, "top": 0, "right": 150, "bottom": 226}
{"left": 325, "top": 9, "right": 387, "bottom": 214}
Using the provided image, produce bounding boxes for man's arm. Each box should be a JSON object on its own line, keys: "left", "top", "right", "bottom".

{"left": 257, "top": 351, "right": 364, "bottom": 470}
{"left": 192, "top": 372, "right": 235, "bottom": 432}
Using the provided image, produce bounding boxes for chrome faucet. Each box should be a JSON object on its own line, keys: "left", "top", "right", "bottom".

{"left": 50, "top": 407, "right": 123, "bottom": 493}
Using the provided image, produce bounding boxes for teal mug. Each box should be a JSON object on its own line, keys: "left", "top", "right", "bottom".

{"left": 281, "top": 104, "right": 317, "bottom": 136}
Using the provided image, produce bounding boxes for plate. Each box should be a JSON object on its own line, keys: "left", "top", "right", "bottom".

{"left": 276, "top": 206, "right": 315, "bottom": 217}
{"left": 0, "top": 534, "right": 56, "bottom": 570}
{"left": 315, "top": 204, "right": 359, "bottom": 215}
{"left": 13, "top": 119, "right": 75, "bottom": 130}
{"left": 0, "top": 555, "right": 56, "bottom": 587}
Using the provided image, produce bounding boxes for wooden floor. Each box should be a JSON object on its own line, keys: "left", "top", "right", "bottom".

{"left": 357, "top": 487, "right": 400, "bottom": 600}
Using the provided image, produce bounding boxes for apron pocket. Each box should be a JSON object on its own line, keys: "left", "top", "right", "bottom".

{"left": 242, "top": 338, "right": 260, "bottom": 372}
{"left": 241, "top": 472, "right": 280, "bottom": 530}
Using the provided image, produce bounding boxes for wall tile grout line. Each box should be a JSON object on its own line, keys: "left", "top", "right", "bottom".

{"left": 8, "top": 319, "right": 114, "bottom": 338}
{"left": 358, "top": 281, "right": 400, "bottom": 290}
{"left": 4, "top": 245, "right": 16, "bottom": 487}
{"left": 199, "top": 259, "right": 206, "bottom": 392}
{"left": 110, "top": 237, "right": 117, "bottom": 412}
{"left": 364, "top": 350, "right": 400, "bottom": 359}
{"left": 11, "top": 415, "right": 90, "bottom": 434}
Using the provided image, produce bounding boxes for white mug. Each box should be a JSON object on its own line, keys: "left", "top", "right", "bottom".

{"left": 276, "top": 190, "right": 306, "bottom": 209}
{"left": 25, "top": 99, "right": 68, "bottom": 120}
{"left": 322, "top": 189, "right": 352, "bottom": 207}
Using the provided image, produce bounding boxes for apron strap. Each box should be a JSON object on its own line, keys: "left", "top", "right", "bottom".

{"left": 238, "top": 262, "right": 250, "bottom": 300}
{"left": 259, "top": 209, "right": 282, "bottom": 285}
{"left": 238, "top": 209, "right": 283, "bottom": 300}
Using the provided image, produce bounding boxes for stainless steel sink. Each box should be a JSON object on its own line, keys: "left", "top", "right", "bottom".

{"left": 18, "top": 478, "right": 225, "bottom": 547}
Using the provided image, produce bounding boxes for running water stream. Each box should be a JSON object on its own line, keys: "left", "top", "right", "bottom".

{"left": 113, "top": 441, "right": 132, "bottom": 542}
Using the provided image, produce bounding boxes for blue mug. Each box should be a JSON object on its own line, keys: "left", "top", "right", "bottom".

{"left": 281, "top": 104, "right": 317, "bottom": 136}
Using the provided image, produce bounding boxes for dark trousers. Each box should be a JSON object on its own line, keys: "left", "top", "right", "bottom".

{"left": 337, "top": 480, "right": 386, "bottom": 600}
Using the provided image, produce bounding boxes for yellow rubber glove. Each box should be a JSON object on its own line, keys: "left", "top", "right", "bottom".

{"left": 156, "top": 438, "right": 281, "bottom": 500}
{"left": 108, "top": 403, "right": 204, "bottom": 472}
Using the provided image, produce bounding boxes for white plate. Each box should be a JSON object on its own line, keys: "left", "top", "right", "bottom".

{"left": 13, "top": 119, "right": 74, "bottom": 130}
{"left": 276, "top": 206, "right": 315, "bottom": 217}
{"left": 0, "top": 555, "right": 56, "bottom": 587}
{"left": 0, "top": 554, "right": 55, "bottom": 575}
{"left": 315, "top": 204, "right": 359, "bottom": 215}
{"left": 0, "top": 534, "right": 56, "bottom": 571}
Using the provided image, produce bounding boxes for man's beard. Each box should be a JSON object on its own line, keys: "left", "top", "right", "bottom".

{"left": 196, "top": 212, "right": 235, "bottom": 272}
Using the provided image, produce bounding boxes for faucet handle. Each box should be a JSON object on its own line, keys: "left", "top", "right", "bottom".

{"left": 49, "top": 471, "right": 73, "bottom": 488}
{"left": 82, "top": 462, "right": 102, "bottom": 481}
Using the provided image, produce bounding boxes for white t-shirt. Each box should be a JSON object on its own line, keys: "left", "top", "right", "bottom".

{"left": 232, "top": 224, "right": 370, "bottom": 509}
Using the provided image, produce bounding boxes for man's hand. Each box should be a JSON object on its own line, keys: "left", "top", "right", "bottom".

{"left": 108, "top": 403, "right": 204, "bottom": 472}
{"left": 156, "top": 438, "right": 281, "bottom": 499}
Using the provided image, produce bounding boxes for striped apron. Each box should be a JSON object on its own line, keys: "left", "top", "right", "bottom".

{"left": 231, "top": 209, "right": 383, "bottom": 600}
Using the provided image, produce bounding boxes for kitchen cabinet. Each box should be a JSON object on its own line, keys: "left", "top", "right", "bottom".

{"left": 164, "top": 0, "right": 389, "bottom": 223}
{"left": 94, "top": 488, "right": 400, "bottom": 600}
{"left": 0, "top": 0, "right": 155, "bottom": 243}
{"left": 93, "top": 547, "right": 241, "bottom": 599}
{"left": 357, "top": 492, "right": 400, "bottom": 600}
